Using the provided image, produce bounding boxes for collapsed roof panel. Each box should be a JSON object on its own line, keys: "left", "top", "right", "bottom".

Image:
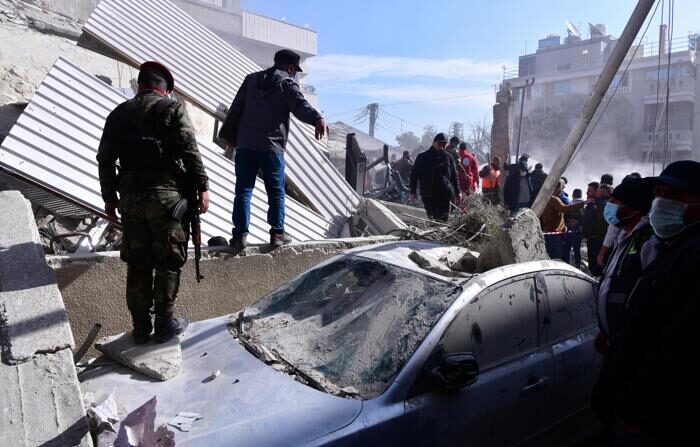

{"left": 0, "top": 57, "right": 332, "bottom": 244}
{"left": 81, "top": 0, "right": 361, "bottom": 227}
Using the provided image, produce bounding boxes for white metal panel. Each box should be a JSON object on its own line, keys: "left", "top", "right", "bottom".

{"left": 82, "top": 0, "right": 360, "bottom": 229}
{"left": 0, "top": 57, "right": 331, "bottom": 244}
{"left": 241, "top": 11, "right": 317, "bottom": 56}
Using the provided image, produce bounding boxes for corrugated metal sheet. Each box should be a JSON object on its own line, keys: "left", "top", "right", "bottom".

{"left": 0, "top": 57, "right": 332, "bottom": 244}
{"left": 0, "top": 170, "right": 92, "bottom": 219}
{"left": 241, "top": 11, "right": 317, "bottom": 56}
{"left": 81, "top": 0, "right": 360, "bottom": 230}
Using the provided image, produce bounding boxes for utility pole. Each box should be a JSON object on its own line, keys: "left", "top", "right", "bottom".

{"left": 368, "top": 103, "right": 379, "bottom": 137}
{"left": 530, "top": 0, "right": 657, "bottom": 216}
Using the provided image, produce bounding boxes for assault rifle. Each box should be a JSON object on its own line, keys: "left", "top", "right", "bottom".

{"left": 172, "top": 192, "right": 204, "bottom": 283}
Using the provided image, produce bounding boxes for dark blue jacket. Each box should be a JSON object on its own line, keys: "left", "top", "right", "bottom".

{"left": 219, "top": 67, "right": 322, "bottom": 152}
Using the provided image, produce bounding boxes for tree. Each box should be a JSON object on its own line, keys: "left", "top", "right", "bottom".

{"left": 464, "top": 119, "right": 492, "bottom": 163}
{"left": 420, "top": 124, "right": 438, "bottom": 148}
{"left": 395, "top": 131, "right": 420, "bottom": 151}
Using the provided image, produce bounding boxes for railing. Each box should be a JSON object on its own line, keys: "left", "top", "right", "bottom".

{"left": 503, "top": 66, "right": 519, "bottom": 80}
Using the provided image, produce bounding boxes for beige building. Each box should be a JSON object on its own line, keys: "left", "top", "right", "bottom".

{"left": 506, "top": 24, "right": 699, "bottom": 164}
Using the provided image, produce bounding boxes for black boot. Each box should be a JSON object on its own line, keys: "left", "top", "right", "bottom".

{"left": 131, "top": 312, "right": 153, "bottom": 345}
{"left": 154, "top": 311, "right": 189, "bottom": 343}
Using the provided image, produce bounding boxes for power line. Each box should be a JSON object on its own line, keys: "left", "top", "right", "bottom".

{"left": 326, "top": 106, "right": 367, "bottom": 119}
{"left": 568, "top": 0, "right": 662, "bottom": 169}
{"left": 381, "top": 91, "right": 494, "bottom": 107}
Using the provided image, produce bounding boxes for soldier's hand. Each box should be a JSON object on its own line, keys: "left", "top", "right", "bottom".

{"left": 315, "top": 118, "right": 329, "bottom": 140}
{"left": 104, "top": 202, "right": 118, "bottom": 220}
{"left": 199, "top": 191, "right": 210, "bottom": 214}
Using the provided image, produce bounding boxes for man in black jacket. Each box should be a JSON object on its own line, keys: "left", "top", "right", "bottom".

{"left": 409, "top": 133, "right": 461, "bottom": 221}
{"left": 604, "top": 161, "right": 700, "bottom": 443}
{"left": 219, "top": 49, "right": 328, "bottom": 249}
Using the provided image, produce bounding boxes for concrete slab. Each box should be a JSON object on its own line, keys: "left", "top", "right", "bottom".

{"left": 0, "top": 191, "right": 74, "bottom": 363}
{"left": 477, "top": 208, "right": 548, "bottom": 272}
{"left": 408, "top": 250, "right": 470, "bottom": 278}
{"left": 95, "top": 333, "right": 182, "bottom": 381}
{"left": 0, "top": 349, "right": 91, "bottom": 447}
{"left": 445, "top": 247, "right": 480, "bottom": 273}
{"left": 363, "top": 199, "right": 407, "bottom": 234}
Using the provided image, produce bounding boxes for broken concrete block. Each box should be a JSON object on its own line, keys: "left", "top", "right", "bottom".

{"left": 0, "top": 191, "right": 74, "bottom": 363}
{"left": 445, "top": 248, "right": 481, "bottom": 273}
{"left": 409, "top": 250, "right": 470, "bottom": 278}
{"left": 0, "top": 349, "right": 92, "bottom": 447}
{"left": 476, "top": 208, "right": 548, "bottom": 273}
{"left": 363, "top": 198, "right": 407, "bottom": 234}
{"left": 95, "top": 333, "right": 182, "bottom": 381}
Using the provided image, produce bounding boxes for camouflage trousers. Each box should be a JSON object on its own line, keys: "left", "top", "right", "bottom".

{"left": 119, "top": 191, "right": 188, "bottom": 322}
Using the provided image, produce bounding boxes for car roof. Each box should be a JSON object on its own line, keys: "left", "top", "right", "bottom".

{"left": 344, "top": 240, "right": 593, "bottom": 285}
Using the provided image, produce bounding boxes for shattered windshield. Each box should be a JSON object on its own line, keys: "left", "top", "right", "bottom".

{"left": 234, "top": 255, "right": 461, "bottom": 399}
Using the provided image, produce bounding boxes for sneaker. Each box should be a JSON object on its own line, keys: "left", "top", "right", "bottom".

{"left": 270, "top": 232, "right": 292, "bottom": 248}
{"left": 154, "top": 316, "right": 190, "bottom": 343}
{"left": 229, "top": 234, "right": 247, "bottom": 252}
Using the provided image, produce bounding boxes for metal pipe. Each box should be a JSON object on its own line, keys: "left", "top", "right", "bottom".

{"left": 531, "top": 0, "right": 658, "bottom": 216}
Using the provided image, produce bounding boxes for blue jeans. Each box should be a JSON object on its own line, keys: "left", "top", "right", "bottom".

{"left": 544, "top": 233, "right": 565, "bottom": 260}
{"left": 232, "top": 147, "right": 285, "bottom": 236}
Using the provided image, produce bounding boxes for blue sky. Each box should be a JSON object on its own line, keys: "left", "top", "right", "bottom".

{"left": 240, "top": 0, "right": 698, "bottom": 145}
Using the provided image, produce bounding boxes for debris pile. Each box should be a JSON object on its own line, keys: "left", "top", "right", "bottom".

{"left": 392, "top": 195, "right": 507, "bottom": 251}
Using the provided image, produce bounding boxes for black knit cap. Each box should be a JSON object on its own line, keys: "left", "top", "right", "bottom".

{"left": 433, "top": 132, "right": 449, "bottom": 143}
{"left": 274, "top": 49, "right": 303, "bottom": 72}
{"left": 611, "top": 177, "right": 655, "bottom": 213}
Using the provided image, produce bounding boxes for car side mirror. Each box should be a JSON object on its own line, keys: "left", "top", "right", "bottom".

{"left": 431, "top": 353, "right": 479, "bottom": 390}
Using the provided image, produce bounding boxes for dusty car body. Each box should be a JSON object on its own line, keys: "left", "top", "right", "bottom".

{"left": 80, "top": 241, "right": 601, "bottom": 446}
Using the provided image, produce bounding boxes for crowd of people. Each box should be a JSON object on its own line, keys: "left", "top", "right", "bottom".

{"left": 407, "top": 132, "right": 700, "bottom": 444}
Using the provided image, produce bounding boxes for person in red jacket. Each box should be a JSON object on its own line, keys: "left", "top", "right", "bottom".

{"left": 458, "top": 142, "right": 480, "bottom": 195}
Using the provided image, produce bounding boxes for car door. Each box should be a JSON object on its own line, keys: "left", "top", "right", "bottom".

{"left": 539, "top": 272, "right": 601, "bottom": 425}
{"left": 402, "top": 274, "right": 554, "bottom": 447}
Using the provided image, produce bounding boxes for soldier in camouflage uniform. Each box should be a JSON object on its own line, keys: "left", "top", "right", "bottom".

{"left": 97, "top": 61, "right": 210, "bottom": 344}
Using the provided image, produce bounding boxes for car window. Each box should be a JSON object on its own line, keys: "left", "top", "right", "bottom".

{"left": 239, "top": 256, "right": 462, "bottom": 399}
{"left": 543, "top": 273, "right": 597, "bottom": 342}
{"left": 438, "top": 277, "right": 540, "bottom": 371}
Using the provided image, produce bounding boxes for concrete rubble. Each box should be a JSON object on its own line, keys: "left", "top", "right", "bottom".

{"left": 476, "top": 208, "right": 549, "bottom": 272}
{"left": 0, "top": 191, "right": 91, "bottom": 447}
{"left": 95, "top": 332, "right": 182, "bottom": 381}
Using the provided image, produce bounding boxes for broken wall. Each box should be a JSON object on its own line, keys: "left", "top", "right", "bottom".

{"left": 50, "top": 236, "right": 396, "bottom": 359}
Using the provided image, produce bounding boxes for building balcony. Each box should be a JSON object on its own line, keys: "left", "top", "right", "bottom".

{"left": 642, "top": 129, "right": 694, "bottom": 151}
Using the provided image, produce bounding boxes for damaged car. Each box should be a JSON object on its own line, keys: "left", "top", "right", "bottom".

{"left": 80, "top": 241, "right": 601, "bottom": 446}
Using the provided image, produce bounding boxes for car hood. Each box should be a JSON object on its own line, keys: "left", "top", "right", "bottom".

{"left": 80, "top": 315, "right": 362, "bottom": 446}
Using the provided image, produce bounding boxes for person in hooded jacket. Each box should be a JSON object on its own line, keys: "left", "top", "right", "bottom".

{"left": 219, "top": 49, "right": 328, "bottom": 250}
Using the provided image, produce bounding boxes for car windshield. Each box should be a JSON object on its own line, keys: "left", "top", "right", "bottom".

{"left": 235, "top": 255, "right": 461, "bottom": 398}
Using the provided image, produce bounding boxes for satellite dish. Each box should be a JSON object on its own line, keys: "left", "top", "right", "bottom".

{"left": 589, "top": 22, "right": 604, "bottom": 38}
{"left": 566, "top": 20, "right": 582, "bottom": 38}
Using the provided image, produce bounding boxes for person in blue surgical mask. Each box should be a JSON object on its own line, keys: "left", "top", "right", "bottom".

{"left": 602, "top": 160, "right": 700, "bottom": 444}
{"left": 589, "top": 177, "right": 656, "bottom": 438}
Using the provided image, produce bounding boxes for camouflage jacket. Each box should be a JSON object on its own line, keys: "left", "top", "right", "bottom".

{"left": 97, "top": 92, "right": 209, "bottom": 203}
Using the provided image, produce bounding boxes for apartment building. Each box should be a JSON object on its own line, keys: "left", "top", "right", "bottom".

{"left": 506, "top": 23, "right": 700, "bottom": 163}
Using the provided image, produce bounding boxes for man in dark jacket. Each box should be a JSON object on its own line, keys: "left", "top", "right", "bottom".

{"left": 409, "top": 133, "right": 461, "bottom": 221}
{"left": 97, "top": 61, "right": 210, "bottom": 343}
{"left": 219, "top": 49, "right": 328, "bottom": 249}
{"left": 582, "top": 182, "right": 610, "bottom": 276}
{"left": 589, "top": 178, "right": 656, "bottom": 435}
{"left": 530, "top": 162, "right": 548, "bottom": 196}
{"left": 603, "top": 161, "right": 700, "bottom": 444}
{"left": 394, "top": 150, "right": 414, "bottom": 184}
{"left": 503, "top": 156, "right": 534, "bottom": 215}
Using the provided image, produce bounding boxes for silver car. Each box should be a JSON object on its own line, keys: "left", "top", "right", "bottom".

{"left": 81, "top": 241, "right": 601, "bottom": 446}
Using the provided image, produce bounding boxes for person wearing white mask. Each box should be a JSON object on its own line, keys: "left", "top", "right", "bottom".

{"left": 601, "top": 160, "right": 700, "bottom": 444}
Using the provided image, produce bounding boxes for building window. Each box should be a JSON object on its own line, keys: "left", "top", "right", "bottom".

{"left": 612, "top": 73, "right": 629, "bottom": 88}
{"left": 646, "top": 64, "right": 694, "bottom": 80}
{"left": 556, "top": 62, "right": 572, "bottom": 71}
{"left": 519, "top": 55, "right": 536, "bottom": 77}
{"left": 554, "top": 80, "right": 571, "bottom": 95}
